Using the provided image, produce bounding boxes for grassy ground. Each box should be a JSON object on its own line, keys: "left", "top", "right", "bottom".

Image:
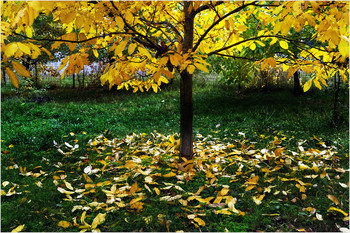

{"left": 1, "top": 75, "right": 349, "bottom": 232}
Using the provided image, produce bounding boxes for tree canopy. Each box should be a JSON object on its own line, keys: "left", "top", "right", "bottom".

{"left": 1, "top": 0, "right": 349, "bottom": 158}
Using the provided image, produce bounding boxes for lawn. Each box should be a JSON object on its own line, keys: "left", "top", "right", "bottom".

{"left": 1, "top": 76, "right": 349, "bottom": 232}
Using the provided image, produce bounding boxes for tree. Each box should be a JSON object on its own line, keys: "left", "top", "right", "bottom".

{"left": 2, "top": 1, "right": 349, "bottom": 159}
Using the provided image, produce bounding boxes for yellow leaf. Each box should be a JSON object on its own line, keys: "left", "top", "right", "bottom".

{"left": 128, "top": 43, "right": 137, "bottom": 55}
{"left": 313, "top": 79, "right": 322, "bottom": 90}
{"left": 227, "top": 197, "right": 240, "bottom": 214}
{"left": 114, "top": 41, "right": 128, "bottom": 56}
{"left": 215, "top": 209, "right": 232, "bottom": 215}
{"left": 279, "top": 41, "right": 289, "bottom": 50}
{"left": 327, "top": 194, "right": 340, "bottom": 205}
{"left": 125, "top": 11, "right": 133, "bottom": 24}
{"left": 170, "top": 54, "right": 178, "bottom": 66}
{"left": 4, "top": 43, "right": 18, "bottom": 58}
{"left": 18, "top": 43, "right": 31, "bottom": 55}
{"left": 249, "top": 42, "right": 256, "bottom": 51}
{"left": 6, "top": 68, "right": 19, "bottom": 88}
{"left": 57, "top": 187, "right": 74, "bottom": 195}
{"left": 245, "top": 185, "right": 255, "bottom": 191}
{"left": 154, "top": 187, "right": 160, "bottom": 195}
{"left": 338, "top": 39, "right": 349, "bottom": 58}
{"left": 81, "top": 211, "right": 88, "bottom": 226}
{"left": 193, "top": 1, "right": 202, "bottom": 11}
{"left": 162, "top": 69, "right": 173, "bottom": 79}
{"left": 130, "top": 197, "right": 143, "bottom": 205}
{"left": 151, "top": 84, "right": 158, "bottom": 93}
{"left": 296, "top": 228, "right": 306, "bottom": 232}
{"left": 83, "top": 174, "right": 93, "bottom": 183}
{"left": 91, "top": 213, "right": 106, "bottom": 229}
{"left": 303, "top": 79, "right": 312, "bottom": 92}
{"left": 220, "top": 187, "right": 230, "bottom": 196}
{"left": 194, "top": 63, "right": 209, "bottom": 73}
{"left": 11, "top": 225, "right": 25, "bottom": 232}
{"left": 64, "top": 180, "right": 74, "bottom": 190}
{"left": 138, "top": 47, "right": 152, "bottom": 59}
{"left": 261, "top": 167, "right": 271, "bottom": 173}
{"left": 41, "top": 47, "right": 53, "bottom": 58}
{"left": 266, "top": 57, "right": 276, "bottom": 67}
{"left": 159, "top": 56, "right": 169, "bottom": 66}
{"left": 93, "top": 49, "right": 99, "bottom": 58}
{"left": 301, "top": 65, "right": 313, "bottom": 74}
{"left": 62, "top": 33, "right": 77, "bottom": 51}
{"left": 163, "top": 171, "right": 176, "bottom": 177}
{"left": 245, "top": 175, "right": 259, "bottom": 185}
{"left": 252, "top": 194, "right": 265, "bottom": 205}
{"left": 115, "top": 16, "right": 125, "bottom": 29}
{"left": 225, "top": 20, "right": 230, "bottom": 30}
{"left": 292, "top": 1, "right": 303, "bottom": 16}
{"left": 128, "top": 182, "right": 138, "bottom": 196}
{"left": 270, "top": 37, "right": 278, "bottom": 46}
{"left": 193, "top": 217, "right": 205, "bottom": 226}
{"left": 187, "top": 65, "right": 195, "bottom": 74}
{"left": 12, "top": 61, "right": 31, "bottom": 77}
{"left": 328, "top": 207, "right": 348, "bottom": 216}
{"left": 58, "top": 221, "right": 71, "bottom": 228}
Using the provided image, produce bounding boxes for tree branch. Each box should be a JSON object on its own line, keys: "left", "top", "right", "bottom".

{"left": 194, "top": 1, "right": 224, "bottom": 14}
{"left": 13, "top": 31, "right": 134, "bottom": 44}
{"left": 207, "top": 35, "right": 315, "bottom": 56}
{"left": 193, "top": 1, "right": 257, "bottom": 52}
{"left": 110, "top": 1, "right": 161, "bottom": 51}
{"left": 213, "top": 53, "right": 259, "bottom": 61}
{"left": 139, "top": 18, "right": 183, "bottom": 42}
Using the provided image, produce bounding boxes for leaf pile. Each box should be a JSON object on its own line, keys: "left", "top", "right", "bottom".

{"left": 2, "top": 131, "right": 349, "bottom": 232}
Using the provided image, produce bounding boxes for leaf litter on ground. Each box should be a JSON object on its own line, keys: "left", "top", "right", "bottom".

{"left": 2, "top": 131, "right": 349, "bottom": 232}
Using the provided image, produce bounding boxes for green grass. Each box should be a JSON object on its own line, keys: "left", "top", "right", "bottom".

{"left": 1, "top": 75, "right": 349, "bottom": 232}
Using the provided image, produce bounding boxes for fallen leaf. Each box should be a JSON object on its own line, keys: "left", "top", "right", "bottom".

{"left": 328, "top": 207, "right": 348, "bottom": 216}
{"left": 91, "top": 213, "right": 106, "bottom": 229}
{"left": 58, "top": 221, "right": 71, "bottom": 228}
{"left": 316, "top": 213, "right": 323, "bottom": 221}
{"left": 11, "top": 225, "right": 25, "bottom": 232}
{"left": 328, "top": 194, "right": 340, "bottom": 205}
{"left": 128, "top": 182, "right": 138, "bottom": 196}
{"left": 193, "top": 217, "right": 205, "bottom": 226}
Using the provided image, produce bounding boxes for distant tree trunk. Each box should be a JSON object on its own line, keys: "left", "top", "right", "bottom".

{"left": 2, "top": 69, "right": 6, "bottom": 85}
{"left": 180, "top": 2, "right": 194, "bottom": 159}
{"left": 72, "top": 73, "right": 76, "bottom": 89}
{"left": 293, "top": 69, "right": 302, "bottom": 95}
{"left": 333, "top": 71, "right": 340, "bottom": 124}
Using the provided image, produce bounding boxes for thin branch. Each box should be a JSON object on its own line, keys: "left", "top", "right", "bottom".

{"left": 13, "top": 31, "right": 134, "bottom": 44}
{"left": 139, "top": 18, "right": 183, "bottom": 42}
{"left": 213, "top": 53, "right": 259, "bottom": 61}
{"left": 193, "top": 1, "right": 257, "bottom": 52}
{"left": 194, "top": 1, "right": 224, "bottom": 14}
{"left": 207, "top": 35, "right": 315, "bottom": 56}
{"left": 110, "top": 1, "right": 160, "bottom": 51}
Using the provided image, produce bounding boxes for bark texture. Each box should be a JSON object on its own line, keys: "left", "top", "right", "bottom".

{"left": 180, "top": 2, "right": 195, "bottom": 159}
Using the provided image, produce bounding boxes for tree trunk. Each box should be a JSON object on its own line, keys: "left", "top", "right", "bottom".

{"left": 293, "top": 69, "right": 302, "bottom": 95}
{"left": 2, "top": 69, "right": 6, "bottom": 85}
{"left": 180, "top": 70, "right": 193, "bottom": 159}
{"left": 72, "top": 73, "right": 76, "bottom": 89}
{"left": 333, "top": 71, "right": 340, "bottom": 124}
{"left": 180, "top": 2, "right": 195, "bottom": 159}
